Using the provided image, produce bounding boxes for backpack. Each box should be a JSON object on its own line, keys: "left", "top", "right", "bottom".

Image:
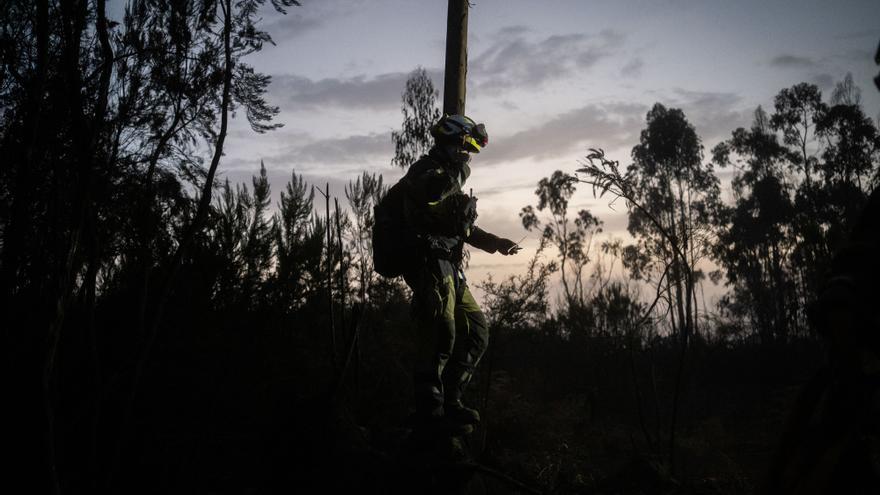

{"left": 371, "top": 150, "right": 478, "bottom": 278}
{"left": 371, "top": 193, "right": 478, "bottom": 278}
{"left": 371, "top": 204, "right": 422, "bottom": 278}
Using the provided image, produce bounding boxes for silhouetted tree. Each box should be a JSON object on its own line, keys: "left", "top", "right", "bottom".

{"left": 207, "top": 163, "right": 273, "bottom": 310}
{"left": 0, "top": 1, "right": 299, "bottom": 491}
{"left": 817, "top": 88, "right": 878, "bottom": 194}
{"left": 590, "top": 281, "right": 643, "bottom": 340}
{"left": 520, "top": 171, "right": 603, "bottom": 319}
{"left": 712, "top": 106, "right": 797, "bottom": 343}
{"left": 391, "top": 67, "right": 441, "bottom": 168}
{"left": 270, "top": 170, "right": 325, "bottom": 313}
{"left": 770, "top": 82, "right": 826, "bottom": 187}
{"left": 623, "top": 104, "right": 720, "bottom": 342}
{"left": 345, "top": 171, "right": 399, "bottom": 306}
{"left": 713, "top": 80, "right": 880, "bottom": 342}
{"left": 802, "top": 76, "right": 879, "bottom": 308}
{"left": 0, "top": 0, "right": 114, "bottom": 489}
{"left": 577, "top": 103, "right": 722, "bottom": 475}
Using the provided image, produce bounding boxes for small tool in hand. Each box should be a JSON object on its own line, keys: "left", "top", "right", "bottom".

{"left": 506, "top": 235, "right": 527, "bottom": 255}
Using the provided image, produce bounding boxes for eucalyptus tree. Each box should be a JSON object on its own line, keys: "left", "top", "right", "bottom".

{"left": 575, "top": 103, "right": 722, "bottom": 474}
{"left": 770, "top": 82, "right": 826, "bottom": 187}
{"left": 622, "top": 104, "right": 720, "bottom": 342}
{"left": 391, "top": 67, "right": 441, "bottom": 168}
{"left": 801, "top": 77, "right": 880, "bottom": 309}
{"left": 712, "top": 106, "right": 798, "bottom": 343}
{"left": 520, "top": 171, "right": 603, "bottom": 318}
{"left": 816, "top": 86, "right": 879, "bottom": 196}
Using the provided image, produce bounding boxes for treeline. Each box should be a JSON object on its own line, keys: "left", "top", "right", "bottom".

{"left": 2, "top": 1, "right": 412, "bottom": 491}
{"left": 474, "top": 76, "right": 879, "bottom": 486}
{"left": 489, "top": 75, "right": 879, "bottom": 349}
{"left": 0, "top": 1, "right": 345, "bottom": 492}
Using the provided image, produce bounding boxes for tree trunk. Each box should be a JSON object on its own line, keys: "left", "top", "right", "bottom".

{"left": 109, "top": 0, "right": 235, "bottom": 488}
{"left": 322, "top": 183, "right": 337, "bottom": 370}
{"left": 443, "top": 0, "right": 468, "bottom": 115}
{"left": 0, "top": 0, "right": 50, "bottom": 302}
{"left": 43, "top": 0, "right": 114, "bottom": 490}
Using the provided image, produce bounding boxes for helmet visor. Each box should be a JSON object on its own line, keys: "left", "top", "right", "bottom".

{"left": 463, "top": 135, "right": 482, "bottom": 153}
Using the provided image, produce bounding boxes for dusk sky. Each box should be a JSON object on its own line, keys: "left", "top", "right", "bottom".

{"left": 112, "top": 0, "right": 880, "bottom": 304}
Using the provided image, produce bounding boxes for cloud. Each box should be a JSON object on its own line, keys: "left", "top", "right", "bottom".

{"left": 231, "top": 131, "right": 393, "bottom": 171}
{"left": 669, "top": 89, "right": 748, "bottom": 143}
{"left": 243, "top": 90, "right": 746, "bottom": 198}
{"left": 838, "top": 48, "right": 874, "bottom": 62}
{"left": 263, "top": 12, "right": 324, "bottom": 42}
{"left": 475, "top": 180, "right": 537, "bottom": 199}
{"left": 292, "top": 132, "right": 391, "bottom": 164}
{"left": 268, "top": 27, "right": 625, "bottom": 112}
{"left": 672, "top": 89, "right": 741, "bottom": 111}
{"left": 833, "top": 29, "right": 880, "bottom": 41}
{"left": 270, "top": 69, "right": 442, "bottom": 111}
{"left": 769, "top": 54, "right": 817, "bottom": 68}
{"left": 620, "top": 57, "right": 644, "bottom": 78}
{"left": 261, "top": 0, "right": 366, "bottom": 42}
{"left": 471, "top": 28, "right": 626, "bottom": 91}
{"left": 499, "top": 100, "right": 520, "bottom": 111}
{"left": 473, "top": 205, "right": 530, "bottom": 240}
{"left": 811, "top": 73, "right": 835, "bottom": 91}
{"left": 481, "top": 102, "right": 646, "bottom": 166}
{"left": 494, "top": 25, "right": 531, "bottom": 39}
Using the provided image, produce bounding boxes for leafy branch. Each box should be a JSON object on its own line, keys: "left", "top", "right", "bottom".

{"left": 575, "top": 147, "right": 695, "bottom": 474}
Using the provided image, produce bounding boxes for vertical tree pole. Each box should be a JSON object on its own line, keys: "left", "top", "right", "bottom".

{"left": 320, "top": 183, "right": 337, "bottom": 371}
{"left": 443, "top": 0, "right": 468, "bottom": 116}
{"left": 334, "top": 198, "right": 346, "bottom": 348}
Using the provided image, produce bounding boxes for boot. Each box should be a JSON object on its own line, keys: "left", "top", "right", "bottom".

{"left": 407, "top": 429, "right": 471, "bottom": 462}
{"left": 438, "top": 435, "right": 470, "bottom": 461}
{"left": 412, "top": 373, "right": 445, "bottom": 422}
{"left": 445, "top": 400, "right": 480, "bottom": 425}
{"left": 443, "top": 360, "right": 481, "bottom": 428}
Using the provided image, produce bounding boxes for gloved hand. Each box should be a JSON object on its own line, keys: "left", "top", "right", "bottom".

{"left": 495, "top": 238, "right": 521, "bottom": 255}
{"left": 424, "top": 235, "right": 461, "bottom": 261}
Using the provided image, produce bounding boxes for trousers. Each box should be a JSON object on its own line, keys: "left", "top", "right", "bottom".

{"left": 403, "top": 258, "right": 489, "bottom": 418}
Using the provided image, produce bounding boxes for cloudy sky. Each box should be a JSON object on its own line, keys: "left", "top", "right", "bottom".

{"left": 117, "top": 0, "right": 880, "bottom": 304}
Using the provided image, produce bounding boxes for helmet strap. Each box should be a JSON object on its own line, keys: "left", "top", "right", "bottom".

{"left": 439, "top": 143, "right": 471, "bottom": 165}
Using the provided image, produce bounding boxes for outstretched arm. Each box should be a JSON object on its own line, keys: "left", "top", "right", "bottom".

{"left": 466, "top": 226, "right": 521, "bottom": 255}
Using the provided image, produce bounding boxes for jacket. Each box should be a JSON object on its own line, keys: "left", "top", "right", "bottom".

{"left": 376, "top": 147, "right": 502, "bottom": 264}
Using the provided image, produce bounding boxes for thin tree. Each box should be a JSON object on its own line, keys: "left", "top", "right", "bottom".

{"left": 391, "top": 67, "right": 441, "bottom": 168}
{"left": 577, "top": 103, "right": 722, "bottom": 474}
{"left": 111, "top": 1, "right": 297, "bottom": 487}
{"left": 712, "top": 106, "right": 796, "bottom": 343}
{"left": 520, "top": 171, "right": 603, "bottom": 318}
